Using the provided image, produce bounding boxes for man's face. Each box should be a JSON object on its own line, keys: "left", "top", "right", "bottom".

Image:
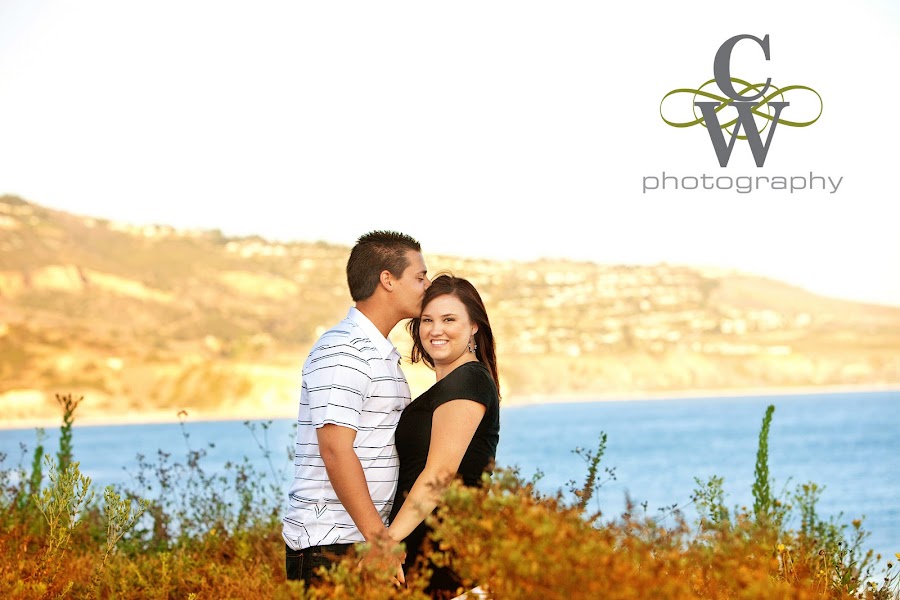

{"left": 393, "top": 250, "right": 430, "bottom": 319}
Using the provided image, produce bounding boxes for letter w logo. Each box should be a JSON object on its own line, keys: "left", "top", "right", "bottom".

{"left": 695, "top": 100, "right": 789, "bottom": 167}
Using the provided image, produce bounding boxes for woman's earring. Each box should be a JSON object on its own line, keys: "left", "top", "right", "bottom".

{"left": 468, "top": 337, "right": 477, "bottom": 354}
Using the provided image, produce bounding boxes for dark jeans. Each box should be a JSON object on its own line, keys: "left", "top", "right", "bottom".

{"left": 285, "top": 542, "right": 354, "bottom": 585}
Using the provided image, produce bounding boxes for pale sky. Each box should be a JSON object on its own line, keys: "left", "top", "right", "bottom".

{"left": 1, "top": 0, "right": 898, "bottom": 306}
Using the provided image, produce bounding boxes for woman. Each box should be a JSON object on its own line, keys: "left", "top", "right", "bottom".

{"left": 388, "top": 274, "right": 501, "bottom": 598}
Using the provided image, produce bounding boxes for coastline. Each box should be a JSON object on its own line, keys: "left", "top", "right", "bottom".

{"left": 505, "top": 382, "right": 900, "bottom": 406}
{"left": 1, "top": 382, "right": 898, "bottom": 431}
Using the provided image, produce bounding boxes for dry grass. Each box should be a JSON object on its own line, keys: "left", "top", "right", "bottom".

{"left": 1, "top": 396, "right": 897, "bottom": 599}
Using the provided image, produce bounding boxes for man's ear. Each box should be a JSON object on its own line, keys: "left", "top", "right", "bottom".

{"left": 379, "top": 269, "right": 393, "bottom": 291}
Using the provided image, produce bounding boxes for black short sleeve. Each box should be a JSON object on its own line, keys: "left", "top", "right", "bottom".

{"left": 430, "top": 361, "right": 498, "bottom": 411}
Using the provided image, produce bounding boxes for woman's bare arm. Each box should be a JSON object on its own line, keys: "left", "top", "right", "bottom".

{"left": 388, "top": 399, "right": 486, "bottom": 542}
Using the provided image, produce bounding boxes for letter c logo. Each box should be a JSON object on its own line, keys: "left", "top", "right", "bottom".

{"left": 714, "top": 34, "right": 772, "bottom": 102}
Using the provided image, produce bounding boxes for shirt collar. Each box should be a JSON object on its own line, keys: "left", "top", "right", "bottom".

{"left": 347, "top": 307, "right": 399, "bottom": 360}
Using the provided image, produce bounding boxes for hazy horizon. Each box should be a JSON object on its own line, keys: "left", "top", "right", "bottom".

{"left": 2, "top": 1, "right": 898, "bottom": 306}
{"left": 7, "top": 193, "right": 900, "bottom": 310}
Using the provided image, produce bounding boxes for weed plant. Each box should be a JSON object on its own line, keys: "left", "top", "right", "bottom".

{"left": 1, "top": 398, "right": 897, "bottom": 599}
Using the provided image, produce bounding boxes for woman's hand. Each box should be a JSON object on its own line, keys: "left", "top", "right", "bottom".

{"left": 356, "top": 531, "right": 406, "bottom": 586}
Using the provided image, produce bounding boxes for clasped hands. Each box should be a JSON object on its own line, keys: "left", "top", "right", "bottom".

{"left": 356, "top": 530, "right": 407, "bottom": 586}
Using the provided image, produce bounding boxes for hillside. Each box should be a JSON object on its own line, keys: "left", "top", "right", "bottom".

{"left": 2, "top": 194, "right": 899, "bottom": 427}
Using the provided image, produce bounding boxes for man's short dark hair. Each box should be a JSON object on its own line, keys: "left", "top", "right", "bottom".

{"left": 347, "top": 231, "right": 422, "bottom": 302}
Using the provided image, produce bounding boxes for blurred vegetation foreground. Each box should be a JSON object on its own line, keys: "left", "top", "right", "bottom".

{"left": 1, "top": 395, "right": 898, "bottom": 599}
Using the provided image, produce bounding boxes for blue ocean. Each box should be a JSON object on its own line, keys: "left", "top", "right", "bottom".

{"left": 2, "top": 390, "right": 897, "bottom": 568}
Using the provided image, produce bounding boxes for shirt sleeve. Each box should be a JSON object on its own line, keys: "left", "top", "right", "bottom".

{"left": 432, "top": 363, "right": 498, "bottom": 411}
{"left": 303, "top": 342, "right": 372, "bottom": 431}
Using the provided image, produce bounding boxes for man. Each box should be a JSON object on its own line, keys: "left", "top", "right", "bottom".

{"left": 283, "top": 230, "right": 429, "bottom": 585}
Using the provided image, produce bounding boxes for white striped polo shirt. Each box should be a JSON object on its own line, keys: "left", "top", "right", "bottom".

{"left": 282, "top": 307, "right": 411, "bottom": 550}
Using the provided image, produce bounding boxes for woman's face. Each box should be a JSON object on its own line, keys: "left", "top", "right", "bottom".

{"left": 419, "top": 293, "right": 478, "bottom": 370}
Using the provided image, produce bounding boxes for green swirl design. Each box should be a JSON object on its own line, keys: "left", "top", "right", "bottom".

{"left": 660, "top": 77, "right": 823, "bottom": 135}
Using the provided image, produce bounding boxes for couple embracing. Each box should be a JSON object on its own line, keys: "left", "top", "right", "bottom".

{"left": 282, "top": 231, "right": 501, "bottom": 598}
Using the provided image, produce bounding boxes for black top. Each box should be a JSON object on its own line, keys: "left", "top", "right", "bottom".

{"left": 389, "top": 361, "right": 500, "bottom": 560}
